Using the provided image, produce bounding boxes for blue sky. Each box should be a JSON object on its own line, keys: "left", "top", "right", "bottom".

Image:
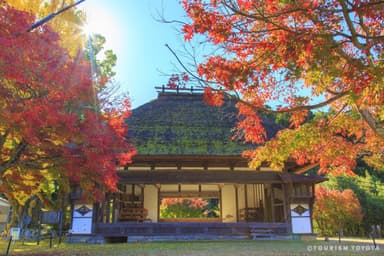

{"left": 81, "top": 0, "right": 186, "bottom": 108}
{"left": 79, "top": 0, "right": 326, "bottom": 112}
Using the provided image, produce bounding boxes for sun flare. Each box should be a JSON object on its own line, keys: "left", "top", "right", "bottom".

{"left": 81, "top": 3, "right": 123, "bottom": 50}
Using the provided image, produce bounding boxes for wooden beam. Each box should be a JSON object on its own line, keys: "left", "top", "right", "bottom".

{"left": 118, "top": 170, "right": 327, "bottom": 185}
{"left": 128, "top": 155, "right": 249, "bottom": 169}
{"left": 118, "top": 170, "right": 283, "bottom": 184}
{"left": 292, "top": 163, "right": 319, "bottom": 174}
{"left": 159, "top": 191, "right": 220, "bottom": 198}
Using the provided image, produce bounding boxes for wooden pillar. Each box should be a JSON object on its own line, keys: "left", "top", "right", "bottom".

{"left": 259, "top": 184, "right": 264, "bottom": 222}
{"left": 141, "top": 185, "right": 145, "bottom": 202}
{"left": 92, "top": 202, "right": 99, "bottom": 234}
{"left": 100, "top": 196, "right": 106, "bottom": 223}
{"left": 271, "top": 185, "right": 275, "bottom": 222}
{"left": 111, "top": 193, "right": 117, "bottom": 223}
{"left": 282, "top": 183, "right": 292, "bottom": 234}
{"left": 309, "top": 184, "right": 316, "bottom": 233}
{"left": 281, "top": 184, "right": 288, "bottom": 221}
{"left": 105, "top": 193, "right": 111, "bottom": 223}
{"left": 156, "top": 184, "right": 160, "bottom": 222}
{"left": 94, "top": 202, "right": 100, "bottom": 223}
{"left": 285, "top": 183, "right": 292, "bottom": 234}
{"left": 235, "top": 184, "right": 239, "bottom": 222}
{"left": 218, "top": 184, "right": 223, "bottom": 220}
{"left": 251, "top": 184, "right": 255, "bottom": 208}
{"left": 244, "top": 184, "right": 248, "bottom": 210}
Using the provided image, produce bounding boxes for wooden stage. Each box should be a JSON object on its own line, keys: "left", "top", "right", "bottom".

{"left": 93, "top": 221, "right": 289, "bottom": 242}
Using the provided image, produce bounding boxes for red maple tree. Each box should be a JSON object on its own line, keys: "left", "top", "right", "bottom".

{"left": 313, "top": 185, "right": 363, "bottom": 236}
{"left": 178, "top": 0, "right": 383, "bottom": 174}
{"left": 0, "top": 3, "right": 135, "bottom": 204}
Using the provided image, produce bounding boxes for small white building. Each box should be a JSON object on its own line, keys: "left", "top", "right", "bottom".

{"left": 0, "top": 197, "right": 10, "bottom": 232}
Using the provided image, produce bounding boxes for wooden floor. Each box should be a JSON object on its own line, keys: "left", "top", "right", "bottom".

{"left": 94, "top": 222, "right": 289, "bottom": 242}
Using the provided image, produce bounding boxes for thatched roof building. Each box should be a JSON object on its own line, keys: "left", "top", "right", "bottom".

{"left": 74, "top": 88, "right": 325, "bottom": 242}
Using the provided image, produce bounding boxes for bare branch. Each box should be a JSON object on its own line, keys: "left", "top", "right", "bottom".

{"left": 166, "top": 40, "right": 351, "bottom": 115}
{"left": 165, "top": 43, "right": 216, "bottom": 88}
{"left": 227, "top": 90, "right": 350, "bottom": 114}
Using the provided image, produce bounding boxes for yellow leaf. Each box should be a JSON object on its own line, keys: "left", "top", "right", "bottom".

{"left": 8, "top": 0, "right": 86, "bottom": 56}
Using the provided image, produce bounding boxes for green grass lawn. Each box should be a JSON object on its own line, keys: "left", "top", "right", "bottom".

{"left": 0, "top": 237, "right": 382, "bottom": 256}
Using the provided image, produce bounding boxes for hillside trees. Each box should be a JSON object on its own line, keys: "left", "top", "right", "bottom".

{"left": 0, "top": 3, "right": 135, "bottom": 207}
{"left": 178, "top": 0, "right": 384, "bottom": 175}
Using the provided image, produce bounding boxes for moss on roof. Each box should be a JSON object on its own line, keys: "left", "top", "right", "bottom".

{"left": 127, "top": 92, "right": 280, "bottom": 155}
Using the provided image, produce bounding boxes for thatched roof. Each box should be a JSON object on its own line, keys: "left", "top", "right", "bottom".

{"left": 127, "top": 92, "right": 280, "bottom": 156}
